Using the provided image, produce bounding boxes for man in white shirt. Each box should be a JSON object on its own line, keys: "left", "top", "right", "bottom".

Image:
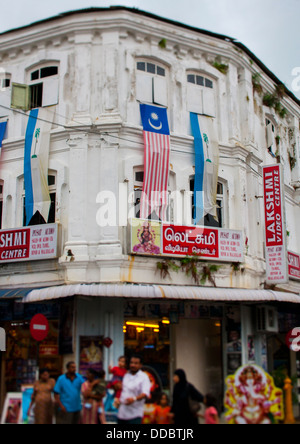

{"left": 116, "top": 354, "right": 151, "bottom": 424}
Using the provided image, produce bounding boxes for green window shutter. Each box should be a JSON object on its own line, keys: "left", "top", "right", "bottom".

{"left": 11, "top": 83, "right": 30, "bottom": 111}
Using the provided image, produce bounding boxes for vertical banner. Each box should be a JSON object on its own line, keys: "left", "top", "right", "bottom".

{"left": 140, "top": 104, "right": 170, "bottom": 221}
{"left": 263, "top": 165, "right": 288, "bottom": 284}
{"left": 24, "top": 108, "right": 53, "bottom": 226}
{"left": 190, "top": 113, "right": 219, "bottom": 225}
{"left": 0, "top": 120, "right": 7, "bottom": 156}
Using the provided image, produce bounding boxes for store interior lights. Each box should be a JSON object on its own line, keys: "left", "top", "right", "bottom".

{"left": 126, "top": 321, "right": 160, "bottom": 329}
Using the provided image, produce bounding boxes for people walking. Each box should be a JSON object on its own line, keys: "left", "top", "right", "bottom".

{"left": 81, "top": 369, "right": 106, "bottom": 425}
{"left": 171, "top": 369, "right": 204, "bottom": 426}
{"left": 116, "top": 354, "right": 151, "bottom": 424}
{"left": 54, "top": 362, "right": 85, "bottom": 425}
{"left": 28, "top": 368, "right": 55, "bottom": 425}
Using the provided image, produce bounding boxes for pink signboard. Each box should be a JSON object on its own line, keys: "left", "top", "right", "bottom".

{"left": 263, "top": 165, "right": 288, "bottom": 284}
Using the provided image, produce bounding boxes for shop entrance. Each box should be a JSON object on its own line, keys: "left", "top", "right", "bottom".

{"left": 124, "top": 318, "right": 170, "bottom": 390}
{"left": 123, "top": 301, "right": 224, "bottom": 406}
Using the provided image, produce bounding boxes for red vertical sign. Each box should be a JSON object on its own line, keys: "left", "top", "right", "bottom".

{"left": 263, "top": 165, "right": 288, "bottom": 284}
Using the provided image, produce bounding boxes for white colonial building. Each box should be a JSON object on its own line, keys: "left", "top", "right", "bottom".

{"left": 0, "top": 7, "right": 300, "bottom": 415}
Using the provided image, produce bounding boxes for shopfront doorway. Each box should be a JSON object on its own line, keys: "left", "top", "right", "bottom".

{"left": 123, "top": 301, "right": 224, "bottom": 405}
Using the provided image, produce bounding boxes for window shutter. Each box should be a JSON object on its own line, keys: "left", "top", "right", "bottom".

{"left": 136, "top": 73, "right": 153, "bottom": 103}
{"left": 42, "top": 78, "right": 59, "bottom": 107}
{"left": 11, "top": 83, "right": 30, "bottom": 111}
{"left": 202, "top": 87, "right": 216, "bottom": 117}
{"left": 0, "top": 91, "right": 11, "bottom": 117}
{"left": 153, "top": 76, "right": 168, "bottom": 107}
{"left": 187, "top": 84, "right": 203, "bottom": 114}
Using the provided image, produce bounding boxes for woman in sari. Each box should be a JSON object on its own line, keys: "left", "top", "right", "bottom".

{"left": 81, "top": 369, "right": 106, "bottom": 425}
{"left": 28, "top": 368, "right": 55, "bottom": 424}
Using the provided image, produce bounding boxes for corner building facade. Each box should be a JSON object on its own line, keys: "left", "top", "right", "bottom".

{"left": 0, "top": 7, "right": 300, "bottom": 416}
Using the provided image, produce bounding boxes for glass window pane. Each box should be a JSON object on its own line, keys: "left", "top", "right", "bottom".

{"left": 137, "top": 62, "right": 146, "bottom": 72}
{"left": 40, "top": 66, "right": 58, "bottom": 79}
{"left": 196, "top": 76, "right": 204, "bottom": 86}
{"left": 147, "top": 63, "right": 156, "bottom": 74}
{"left": 217, "top": 183, "right": 223, "bottom": 195}
{"left": 187, "top": 74, "right": 195, "bottom": 84}
{"left": 31, "top": 70, "right": 39, "bottom": 81}
{"left": 48, "top": 175, "right": 56, "bottom": 187}
{"left": 205, "top": 78, "right": 213, "bottom": 89}
{"left": 157, "top": 66, "right": 165, "bottom": 77}
{"left": 135, "top": 172, "right": 144, "bottom": 183}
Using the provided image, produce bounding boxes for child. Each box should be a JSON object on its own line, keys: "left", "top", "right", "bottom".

{"left": 153, "top": 393, "right": 172, "bottom": 425}
{"left": 108, "top": 356, "right": 127, "bottom": 399}
{"left": 204, "top": 394, "right": 219, "bottom": 425}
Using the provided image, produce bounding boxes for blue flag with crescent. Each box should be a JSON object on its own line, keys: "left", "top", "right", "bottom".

{"left": 140, "top": 104, "right": 170, "bottom": 135}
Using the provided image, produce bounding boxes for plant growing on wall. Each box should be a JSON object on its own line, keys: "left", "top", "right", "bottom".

{"left": 158, "top": 38, "right": 167, "bottom": 49}
{"left": 157, "top": 256, "right": 220, "bottom": 287}
{"left": 252, "top": 73, "right": 263, "bottom": 95}
{"left": 212, "top": 57, "right": 229, "bottom": 75}
{"left": 262, "top": 85, "right": 288, "bottom": 119}
{"left": 289, "top": 152, "right": 297, "bottom": 170}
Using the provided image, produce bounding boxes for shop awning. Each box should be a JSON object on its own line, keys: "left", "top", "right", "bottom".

{"left": 0, "top": 287, "right": 35, "bottom": 299}
{"left": 22, "top": 283, "right": 300, "bottom": 304}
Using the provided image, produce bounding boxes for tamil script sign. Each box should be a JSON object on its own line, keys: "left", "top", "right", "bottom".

{"left": 131, "top": 219, "right": 244, "bottom": 262}
{"left": 263, "top": 165, "right": 288, "bottom": 285}
{"left": 0, "top": 224, "right": 58, "bottom": 263}
{"left": 288, "top": 251, "right": 300, "bottom": 281}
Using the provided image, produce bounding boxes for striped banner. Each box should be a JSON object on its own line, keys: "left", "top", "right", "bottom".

{"left": 24, "top": 108, "right": 53, "bottom": 226}
{"left": 140, "top": 104, "right": 170, "bottom": 221}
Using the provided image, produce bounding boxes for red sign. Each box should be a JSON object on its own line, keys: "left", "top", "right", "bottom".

{"left": 0, "top": 224, "right": 58, "bottom": 264}
{"left": 163, "top": 225, "right": 219, "bottom": 258}
{"left": 288, "top": 251, "right": 300, "bottom": 281}
{"left": 0, "top": 228, "right": 30, "bottom": 261}
{"left": 30, "top": 314, "right": 49, "bottom": 342}
{"left": 103, "top": 337, "right": 113, "bottom": 349}
{"left": 263, "top": 165, "right": 288, "bottom": 284}
{"left": 286, "top": 328, "right": 300, "bottom": 352}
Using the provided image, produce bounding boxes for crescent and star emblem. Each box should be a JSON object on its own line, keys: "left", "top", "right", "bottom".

{"left": 148, "top": 112, "right": 163, "bottom": 131}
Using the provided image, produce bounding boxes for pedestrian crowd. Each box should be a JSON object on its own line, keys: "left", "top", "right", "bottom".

{"left": 27, "top": 355, "right": 219, "bottom": 425}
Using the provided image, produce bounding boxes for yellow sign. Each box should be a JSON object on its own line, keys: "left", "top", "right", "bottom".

{"left": 131, "top": 219, "right": 161, "bottom": 255}
{"left": 225, "top": 364, "right": 284, "bottom": 424}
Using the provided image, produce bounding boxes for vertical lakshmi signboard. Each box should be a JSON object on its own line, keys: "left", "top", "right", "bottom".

{"left": 263, "top": 165, "right": 288, "bottom": 285}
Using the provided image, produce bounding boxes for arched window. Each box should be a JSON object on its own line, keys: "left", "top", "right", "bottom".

{"left": 136, "top": 60, "right": 168, "bottom": 107}
{"left": 11, "top": 63, "right": 59, "bottom": 111}
{"left": 133, "top": 166, "right": 175, "bottom": 222}
{"left": 22, "top": 172, "right": 57, "bottom": 226}
{"left": 189, "top": 177, "right": 227, "bottom": 228}
{"left": 187, "top": 71, "right": 216, "bottom": 117}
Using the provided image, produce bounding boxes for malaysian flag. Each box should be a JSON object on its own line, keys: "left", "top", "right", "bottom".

{"left": 140, "top": 104, "right": 170, "bottom": 221}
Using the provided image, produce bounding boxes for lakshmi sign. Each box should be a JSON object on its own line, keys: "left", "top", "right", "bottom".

{"left": 131, "top": 219, "right": 244, "bottom": 262}
{"left": 263, "top": 165, "right": 288, "bottom": 285}
{"left": 0, "top": 224, "right": 58, "bottom": 263}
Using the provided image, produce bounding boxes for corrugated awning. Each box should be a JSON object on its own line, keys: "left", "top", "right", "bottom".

{"left": 0, "top": 288, "right": 35, "bottom": 299}
{"left": 22, "top": 283, "right": 300, "bottom": 304}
